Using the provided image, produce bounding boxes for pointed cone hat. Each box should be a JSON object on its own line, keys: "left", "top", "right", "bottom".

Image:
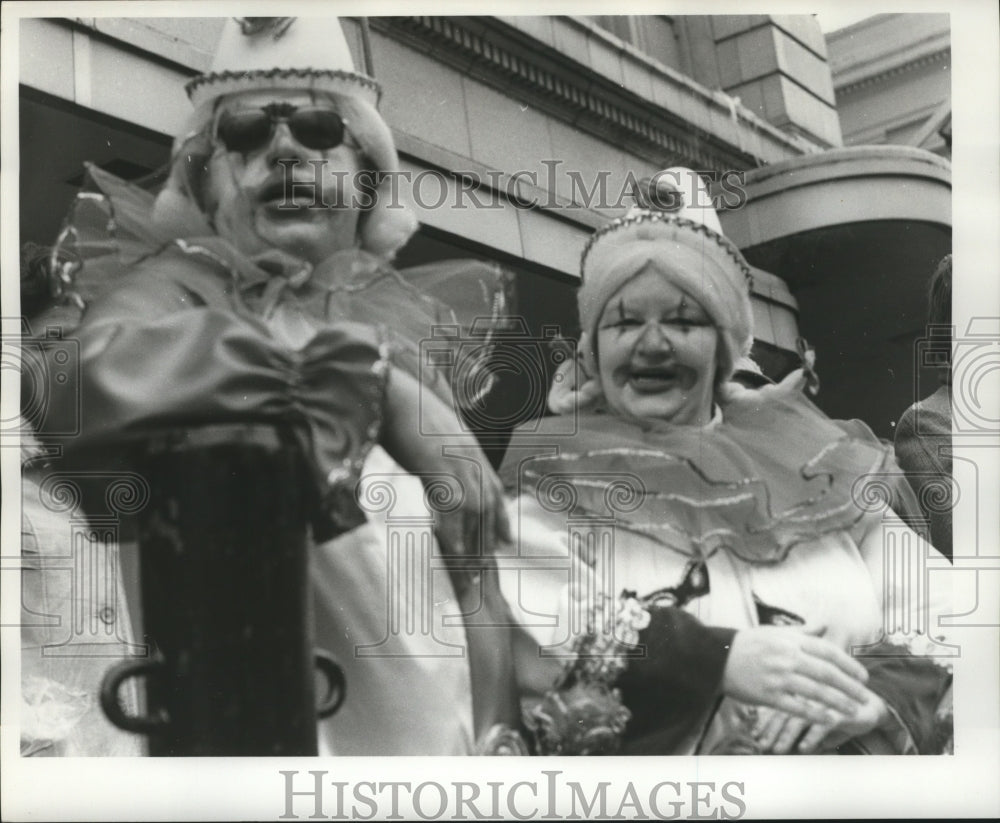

{"left": 168, "top": 17, "right": 417, "bottom": 259}
{"left": 186, "top": 17, "right": 380, "bottom": 108}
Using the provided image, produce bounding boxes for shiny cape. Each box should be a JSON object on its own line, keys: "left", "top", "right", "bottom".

{"left": 31, "top": 165, "right": 510, "bottom": 523}
{"left": 43, "top": 163, "right": 510, "bottom": 405}
{"left": 499, "top": 380, "right": 915, "bottom": 565}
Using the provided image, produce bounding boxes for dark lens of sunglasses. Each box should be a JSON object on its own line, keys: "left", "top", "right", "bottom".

{"left": 217, "top": 109, "right": 346, "bottom": 153}
{"left": 288, "top": 109, "right": 346, "bottom": 150}
{"left": 217, "top": 112, "right": 273, "bottom": 153}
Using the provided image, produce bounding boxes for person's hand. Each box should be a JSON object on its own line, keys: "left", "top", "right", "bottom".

{"left": 754, "top": 686, "right": 889, "bottom": 754}
{"left": 797, "top": 686, "right": 889, "bottom": 753}
{"left": 721, "top": 625, "right": 870, "bottom": 725}
{"left": 752, "top": 707, "right": 811, "bottom": 754}
{"left": 547, "top": 333, "right": 603, "bottom": 415}
{"left": 380, "top": 368, "right": 511, "bottom": 559}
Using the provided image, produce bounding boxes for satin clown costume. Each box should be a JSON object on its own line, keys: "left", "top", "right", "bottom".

{"left": 23, "top": 17, "right": 522, "bottom": 756}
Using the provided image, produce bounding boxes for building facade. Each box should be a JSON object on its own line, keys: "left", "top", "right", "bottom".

{"left": 828, "top": 13, "right": 951, "bottom": 158}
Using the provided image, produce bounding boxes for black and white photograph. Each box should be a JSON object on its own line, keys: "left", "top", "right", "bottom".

{"left": 2, "top": 1, "right": 997, "bottom": 820}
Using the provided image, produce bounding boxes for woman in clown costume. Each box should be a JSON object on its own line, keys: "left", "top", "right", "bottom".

{"left": 499, "top": 169, "right": 953, "bottom": 756}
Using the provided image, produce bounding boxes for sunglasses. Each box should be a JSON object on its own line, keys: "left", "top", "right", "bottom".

{"left": 214, "top": 103, "right": 350, "bottom": 154}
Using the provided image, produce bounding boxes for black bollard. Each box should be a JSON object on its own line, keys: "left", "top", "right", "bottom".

{"left": 100, "top": 423, "right": 344, "bottom": 756}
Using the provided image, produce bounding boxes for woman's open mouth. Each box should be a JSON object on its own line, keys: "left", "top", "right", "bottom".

{"left": 627, "top": 366, "right": 681, "bottom": 393}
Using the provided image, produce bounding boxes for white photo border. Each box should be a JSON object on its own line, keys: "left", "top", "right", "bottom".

{"left": 2, "top": 0, "right": 997, "bottom": 819}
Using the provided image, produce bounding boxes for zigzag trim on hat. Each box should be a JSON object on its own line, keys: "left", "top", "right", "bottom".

{"left": 581, "top": 212, "right": 754, "bottom": 290}
{"left": 186, "top": 68, "right": 382, "bottom": 100}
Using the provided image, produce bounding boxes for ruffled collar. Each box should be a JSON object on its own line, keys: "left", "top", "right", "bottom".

{"left": 50, "top": 164, "right": 511, "bottom": 408}
{"left": 500, "top": 381, "right": 897, "bottom": 564}
{"left": 52, "top": 164, "right": 425, "bottom": 321}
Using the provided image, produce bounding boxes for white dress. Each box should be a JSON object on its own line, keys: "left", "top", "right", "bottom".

{"left": 314, "top": 447, "right": 476, "bottom": 755}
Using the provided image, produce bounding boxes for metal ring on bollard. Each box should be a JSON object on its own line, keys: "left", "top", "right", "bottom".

{"left": 313, "top": 650, "right": 346, "bottom": 719}
{"left": 99, "top": 654, "right": 170, "bottom": 734}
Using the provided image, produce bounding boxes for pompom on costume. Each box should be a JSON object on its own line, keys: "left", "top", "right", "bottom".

{"left": 499, "top": 169, "right": 953, "bottom": 756}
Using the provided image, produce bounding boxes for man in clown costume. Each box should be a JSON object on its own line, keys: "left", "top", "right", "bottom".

{"left": 23, "top": 17, "right": 522, "bottom": 756}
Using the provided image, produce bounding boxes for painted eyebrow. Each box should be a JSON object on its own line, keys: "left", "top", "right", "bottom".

{"left": 601, "top": 295, "right": 706, "bottom": 324}
{"left": 674, "top": 295, "right": 712, "bottom": 321}
{"left": 599, "top": 298, "right": 635, "bottom": 326}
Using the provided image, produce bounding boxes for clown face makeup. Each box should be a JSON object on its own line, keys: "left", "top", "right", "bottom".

{"left": 596, "top": 266, "right": 719, "bottom": 426}
{"left": 204, "top": 89, "right": 368, "bottom": 264}
{"left": 578, "top": 169, "right": 753, "bottom": 391}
